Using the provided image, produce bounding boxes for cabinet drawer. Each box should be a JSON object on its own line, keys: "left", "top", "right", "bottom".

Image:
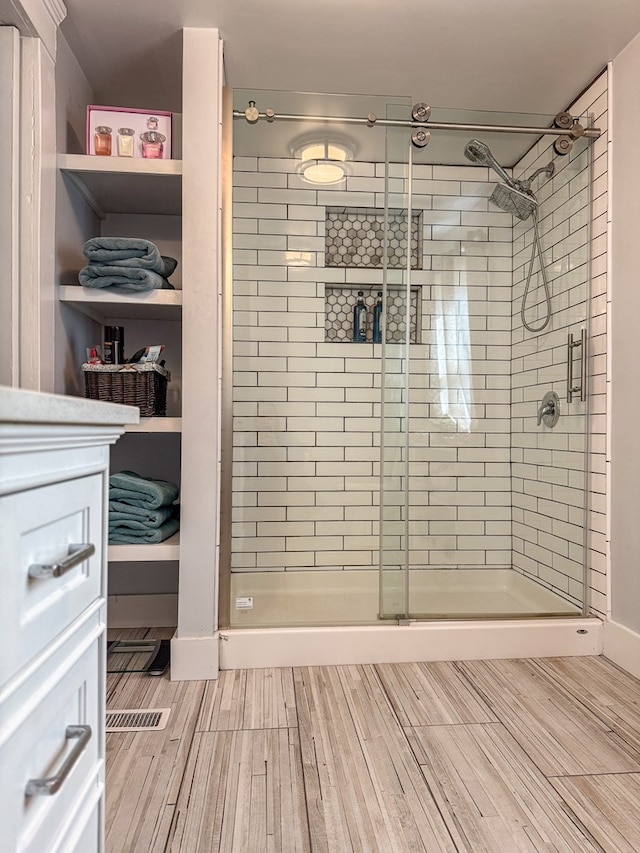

{"left": 0, "top": 474, "right": 104, "bottom": 686}
{"left": 0, "top": 638, "right": 101, "bottom": 853}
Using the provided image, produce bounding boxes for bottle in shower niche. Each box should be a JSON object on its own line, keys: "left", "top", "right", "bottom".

{"left": 352, "top": 290, "right": 367, "bottom": 342}
{"left": 373, "top": 291, "right": 383, "bottom": 343}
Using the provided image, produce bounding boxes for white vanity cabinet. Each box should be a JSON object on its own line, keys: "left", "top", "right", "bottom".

{"left": 0, "top": 387, "right": 138, "bottom": 853}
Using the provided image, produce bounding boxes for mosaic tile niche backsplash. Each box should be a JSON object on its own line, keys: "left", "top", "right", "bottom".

{"left": 325, "top": 207, "right": 423, "bottom": 269}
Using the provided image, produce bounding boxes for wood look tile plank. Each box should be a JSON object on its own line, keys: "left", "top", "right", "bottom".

{"left": 550, "top": 773, "right": 640, "bottom": 853}
{"left": 168, "top": 728, "right": 310, "bottom": 853}
{"left": 105, "top": 674, "right": 205, "bottom": 853}
{"left": 197, "top": 667, "right": 297, "bottom": 731}
{"left": 408, "top": 722, "right": 602, "bottom": 853}
{"left": 458, "top": 658, "right": 640, "bottom": 776}
{"left": 534, "top": 656, "right": 640, "bottom": 756}
{"left": 294, "top": 665, "right": 458, "bottom": 853}
{"left": 376, "top": 660, "right": 497, "bottom": 726}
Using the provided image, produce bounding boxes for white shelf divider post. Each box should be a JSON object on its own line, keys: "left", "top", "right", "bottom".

{"left": 171, "top": 28, "right": 223, "bottom": 681}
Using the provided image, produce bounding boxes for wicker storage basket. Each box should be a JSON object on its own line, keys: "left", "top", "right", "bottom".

{"left": 82, "top": 363, "right": 170, "bottom": 417}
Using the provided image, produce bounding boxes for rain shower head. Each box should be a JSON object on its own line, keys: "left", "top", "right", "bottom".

{"left": 489, "top": 183, "right": 537, "bottom": 221}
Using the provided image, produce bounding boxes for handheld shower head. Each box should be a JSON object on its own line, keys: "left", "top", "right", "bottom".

{"left": 463, "top": 138, "right": 516, "bottom": 188}
{"left": 463, "top": 139, "right": 492, "bottom": 165}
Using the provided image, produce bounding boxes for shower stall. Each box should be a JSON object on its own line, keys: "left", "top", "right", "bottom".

{"left": 219, "top": 89, "right": 600, "bottom": 651}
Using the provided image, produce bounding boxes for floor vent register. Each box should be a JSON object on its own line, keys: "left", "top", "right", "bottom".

{"left": 106, "top": 708, "right": 171, "bottom": 732}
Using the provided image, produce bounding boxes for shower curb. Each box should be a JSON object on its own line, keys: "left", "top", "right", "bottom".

{"left": 219, "top": 616, "right": 603, "bottom": 670}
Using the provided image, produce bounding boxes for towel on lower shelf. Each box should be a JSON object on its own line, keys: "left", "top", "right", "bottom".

{"left": 78, "top": 263, "right": 174, "bottom": 293}
{"left": 108, "top": 516, "right": 180, "bottom": 545}
{"left": 82, "top": 236, "right": 178, "bottom": 277}
{"left": 109, "top": 502, "right": 175, "bottom": 530}
{"left": 109, "top": 471, "right": 179, "bottom": 509}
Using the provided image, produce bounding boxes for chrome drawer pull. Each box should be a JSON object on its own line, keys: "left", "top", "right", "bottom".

{"left": 28, "top": 542, "right": 96, "bottom": 579}
{"left": 25, "top": 725, "right": 92, "bottom": 796}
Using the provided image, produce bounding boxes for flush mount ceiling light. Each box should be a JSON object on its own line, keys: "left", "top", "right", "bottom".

{"left": 297, "top": 141, "right": 351, "bottom": 185}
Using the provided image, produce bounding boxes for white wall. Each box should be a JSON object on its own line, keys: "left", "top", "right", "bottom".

{"left": 611, "top": 36, "right": 640, "bottom": 634}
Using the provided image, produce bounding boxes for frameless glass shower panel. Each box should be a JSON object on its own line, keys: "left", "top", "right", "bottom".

{"left": 228, "top": 89, "right": 413, "bottom": 628}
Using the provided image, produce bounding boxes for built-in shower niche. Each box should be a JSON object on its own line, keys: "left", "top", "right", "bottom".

{"left": 325, "top": 206, "right": 423, "bottom": 269}
{"left": 325, "top": 284, "right": 421, "bottom": 343}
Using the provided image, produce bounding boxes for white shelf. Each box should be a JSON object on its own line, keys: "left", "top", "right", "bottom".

{"left": 58, "top": 154, "right": 182, "bottom": 217}
{"left": 108, "top": 532, "right": 180, "bottom": 562}
{"left": 59, "top": 284, "right": 182, "bottom": 322}
{"left": 125, "top": 417, "right": 182, "bottom": 433}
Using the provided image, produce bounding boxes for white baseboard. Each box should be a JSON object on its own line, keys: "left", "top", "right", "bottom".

{"left": 603, "top": 620, "right": 640, "bottom": 680}
{"left": 171, "top": 634, "right": 220, "bottom": 681}
{"left": 220, "top": 617, "right": 603, "bottom": 670}
{"left": 107, "top": 594, "right": 178, "bottom": 628}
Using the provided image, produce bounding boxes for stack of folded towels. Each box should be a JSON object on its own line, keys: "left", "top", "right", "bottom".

{"left": 109, "top": 470, "right": 180, "bottom": 545}
{"left": 79, "top": 236, "right": 178, "bottom": 293}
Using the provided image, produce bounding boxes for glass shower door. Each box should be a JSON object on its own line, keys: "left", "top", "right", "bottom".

{"left": 379, "top": 107, "right": 592, "bottom": 621}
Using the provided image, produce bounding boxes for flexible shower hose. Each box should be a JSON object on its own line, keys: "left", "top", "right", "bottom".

{"left": 521, "top": 210, "right": 551, "bottom": 333}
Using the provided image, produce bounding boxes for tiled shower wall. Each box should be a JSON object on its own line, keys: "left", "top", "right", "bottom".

{"left": 231, "top": 161, "right": 514, "bottom": 573}
{"left": 510, "top": 71, "right": 608, "bottom": 615}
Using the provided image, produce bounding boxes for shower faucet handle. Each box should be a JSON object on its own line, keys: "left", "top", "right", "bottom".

{"left": 537, "top": 391, "right": 560, "bottom": 427}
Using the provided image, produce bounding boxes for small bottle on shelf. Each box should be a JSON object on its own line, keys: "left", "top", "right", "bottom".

{"left": 352, "top": 291, "right": 367, "bottom": 343}
{"left": 373, "top": 291, "right": 383, "bottom": 343}
{"left": 140, "top": 116, "right": 166, "bottom": 159}
{"left": 94, "top": 126, "right": 112, "bottom": 156}
{"left": 117, "top": 127, "right": 135, "bottom": 157}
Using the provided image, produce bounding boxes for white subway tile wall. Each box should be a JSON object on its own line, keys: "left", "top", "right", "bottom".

{"left": 231, "top": 72, "right": 606, "bottom": 618}
{"left": 510, "top": 71, "right": 607, "bottom": 616}
{"left": 232, "top": 156, "right": 513, "bottom": 577}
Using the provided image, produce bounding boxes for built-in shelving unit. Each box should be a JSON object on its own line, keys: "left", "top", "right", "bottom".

{"left": 55, "top": 29, "right": 222, "bottom": 676}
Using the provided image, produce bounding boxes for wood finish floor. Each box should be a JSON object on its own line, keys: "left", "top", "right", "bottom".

{"left": 106, "top": 633, "right": 640, "bottom": 852}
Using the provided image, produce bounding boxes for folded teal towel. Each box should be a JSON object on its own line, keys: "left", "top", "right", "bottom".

{"left": 109, "top": 471, "right": 179, "bottom": 509}
{"left": 109, "top": 503, "right": 175, "bottom": 530}
{"left": 82, "top": 237, "right": 178, "bottom": 277}
{"left": 78, "top": 264, "right": 174, "bottom": 293}
{"left": 108, "top": 516, "right": 179, "bottom": 545}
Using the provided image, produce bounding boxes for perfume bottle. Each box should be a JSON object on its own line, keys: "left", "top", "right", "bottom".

{"left": 94, "top": 125, "right": 112, "bottom": 156}
{"left": 117, "top": 127, "right": 135, "bottom": 157}
{"left": 373, "top": 291, "right": 383, "bottom": 343}
{"left": 352, "top": 291, "right": 367, "bottom": 342}
{"left": 140, "top": 116, "right": 166, "bottom": 159}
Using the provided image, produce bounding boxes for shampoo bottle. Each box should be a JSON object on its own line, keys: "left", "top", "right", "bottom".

{"left": 373, "top": 291, "right": 383, "bottom": 343}
{"left": 353, "top": 290, "right": 367, "bottom": 342}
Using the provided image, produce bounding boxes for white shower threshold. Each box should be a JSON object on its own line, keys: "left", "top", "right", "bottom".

{"left": 222, "top": 568, "right": 602, "bottom": 669}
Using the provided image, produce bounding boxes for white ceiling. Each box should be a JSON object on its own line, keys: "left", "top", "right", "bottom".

{"left": 59, "top": 0, "right": 640, "bottom": 120}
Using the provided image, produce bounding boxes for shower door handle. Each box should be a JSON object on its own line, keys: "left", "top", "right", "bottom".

{"left": 567, "top": 329, "right": 587, "bottom": 403}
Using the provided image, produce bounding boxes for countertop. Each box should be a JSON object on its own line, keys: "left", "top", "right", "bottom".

{"left": 0, "top": 386, "right": 140, "bottom": 426}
